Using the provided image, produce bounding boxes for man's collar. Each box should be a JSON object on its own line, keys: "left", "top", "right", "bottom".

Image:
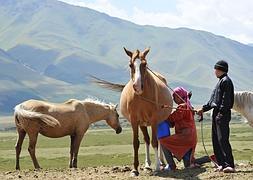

{"left": 219, "top": 73, "right": 227, "bottom": 79}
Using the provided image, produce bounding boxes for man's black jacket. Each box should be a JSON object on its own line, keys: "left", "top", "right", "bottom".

{"left": 202, "top": 73, "right": 234, "bottom": 114}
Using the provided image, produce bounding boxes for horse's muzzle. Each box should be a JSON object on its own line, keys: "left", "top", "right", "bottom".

{"left": 116, "top": 126, "right": 122, "bottom": 134}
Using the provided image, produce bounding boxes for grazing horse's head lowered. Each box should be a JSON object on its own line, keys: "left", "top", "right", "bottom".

{"left": 124, "top": 47, "right": 150, "bottom": 95}
{"left": 105, "top": 104, "right": 122, "bottom": 134}
{"left": 14, "top": 98, "right": 122, "bottom": 170}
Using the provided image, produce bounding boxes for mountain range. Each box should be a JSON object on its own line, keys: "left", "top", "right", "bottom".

{"left": 0, "top": 0, "right": 252, "bottom": 115}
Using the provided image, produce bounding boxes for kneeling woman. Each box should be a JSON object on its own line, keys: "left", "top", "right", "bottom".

{"left": 160, "top": 87, "right": 197, "bottom": 169}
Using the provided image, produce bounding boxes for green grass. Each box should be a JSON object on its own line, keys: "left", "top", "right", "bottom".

{"left": 0, "top": 123, "right": 252, "bottom": 172}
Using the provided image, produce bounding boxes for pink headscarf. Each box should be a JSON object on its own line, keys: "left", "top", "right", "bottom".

{"left": 173, "top": 87, "right": 192, "bottom": 107}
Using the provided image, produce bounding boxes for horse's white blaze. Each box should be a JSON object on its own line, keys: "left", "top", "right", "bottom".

{"left": 145, "top": 143, "right": 151, "bottom": 168}
{"left": 133, "top": 60, "right": 142, "bottom": 93}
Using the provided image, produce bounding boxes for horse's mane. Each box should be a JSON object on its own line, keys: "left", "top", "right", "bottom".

{"left": 82, "top": 97, "right": 116, "bottom": 108}
{"left": 233, "top": 91, "right": 253, "bottom": 111}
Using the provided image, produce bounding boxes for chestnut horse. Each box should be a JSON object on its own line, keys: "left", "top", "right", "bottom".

{"left": 92, "top": 48, "right": 173, "bottom": 176}
{"left": 14, "top": 98, "right": 121, "bottom": 170}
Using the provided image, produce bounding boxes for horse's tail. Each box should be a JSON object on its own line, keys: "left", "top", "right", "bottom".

{"left": 14, "top": 104, "right": 60, "bottom": 127}
{"left": 14, "top": 113, "right": 22, "bottom": 129}
{"left": 89, "top": 75, "right": 125, "bottom": 92}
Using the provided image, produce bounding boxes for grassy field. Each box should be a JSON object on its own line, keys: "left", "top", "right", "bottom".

{"left": 0, "top": 122, "right": 252, "bottom": 172}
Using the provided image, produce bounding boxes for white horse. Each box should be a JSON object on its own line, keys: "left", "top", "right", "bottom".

{"left": 233, "top": 91, "right": 253, "bottom": 127}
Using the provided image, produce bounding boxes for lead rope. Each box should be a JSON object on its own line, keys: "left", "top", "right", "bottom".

{"left": 146, "top": 66, "right": 192, "bottom": 110}
{"left": 146, "top": 66, "right": 219, "bottom": 167}
{"left": 200, "top": 120, "right": 219, "bottom": 167}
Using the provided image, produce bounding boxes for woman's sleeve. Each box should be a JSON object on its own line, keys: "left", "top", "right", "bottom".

{"left": 167, "top": 105, "right": 185, "bottom": 122}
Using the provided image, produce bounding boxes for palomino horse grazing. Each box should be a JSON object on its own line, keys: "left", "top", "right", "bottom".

{"left": 233, "top": 91, "right": 253, "bottom": 127}
{"left": 14, "top": 98, "right": 121, "bottom": 170}
{"left": 92, "top": 48, "right": 173, "bottom": 176}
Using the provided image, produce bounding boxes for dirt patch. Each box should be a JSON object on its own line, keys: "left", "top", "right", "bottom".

{"left": 1, "top": 163, "right": 253, "bottom": 180}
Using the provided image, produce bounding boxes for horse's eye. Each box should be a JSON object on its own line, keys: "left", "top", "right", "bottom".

{"left": 129, "top": 63, "right": 134, "bottom": 68}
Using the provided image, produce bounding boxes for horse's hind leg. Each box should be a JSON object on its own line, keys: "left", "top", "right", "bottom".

{"left": 159, "top": 142, "right": 166, "bottom": 167}
{"left": 140, "top": 126, "right": 151, "bottom": 170}
{"left": 151, "top": 122, "right": 160, "bottom": 172}
{"left": 27, "top": 131, "right": 40, "bottom": 169}
{"left": 15, "top": 128, "right": 26, "bottom": 170}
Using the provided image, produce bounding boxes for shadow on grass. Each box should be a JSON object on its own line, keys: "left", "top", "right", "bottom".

{"left": 156, "top": 167, "right": 206, "bottom": 180}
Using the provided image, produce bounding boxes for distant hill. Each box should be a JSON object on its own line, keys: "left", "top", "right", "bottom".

{"left": 0, "top": 0, "right": 253, "bottom": 114}
{"left": 0, "top": 48, "right": 119, "bottom": 114}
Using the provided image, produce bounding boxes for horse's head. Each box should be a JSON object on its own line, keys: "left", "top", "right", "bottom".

{"left": 105, "top": 104, "right": 122, "bottom": 134}
{"left": 124, "top": 47, "right": 150, "bottom": 95}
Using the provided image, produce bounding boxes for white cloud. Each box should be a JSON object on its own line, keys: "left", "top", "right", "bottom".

{"left": 59, "top": 0, "right": 253, "bottom": 44}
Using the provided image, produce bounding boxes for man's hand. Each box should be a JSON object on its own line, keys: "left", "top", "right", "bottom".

{"left": 196, "top": 109, "right": 204, "bottom": 122}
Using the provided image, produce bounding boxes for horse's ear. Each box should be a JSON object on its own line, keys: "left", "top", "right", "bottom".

{"left": 124, "top": 47, "right": 133, "bottom": 58}
{"left": 142, "top": 47, "right": 150, "bottom": 58}
{"left": 113, "top": 104, "right": 118, "bottom": 111}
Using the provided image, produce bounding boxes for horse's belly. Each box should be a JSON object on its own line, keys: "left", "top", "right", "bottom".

{"left": 39, "top": 126, "right": 73, "bottom": 138}
{"left": 139, "top": 120, "right": 150, "bottom": 126}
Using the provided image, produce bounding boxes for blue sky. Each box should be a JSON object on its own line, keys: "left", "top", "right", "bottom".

{"left": 58, "top": 0, "right": 253, "bottom": 45}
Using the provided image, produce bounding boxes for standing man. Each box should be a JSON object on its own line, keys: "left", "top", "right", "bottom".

{"left": 197, "top": 60, "right": 235, "bottom": 173}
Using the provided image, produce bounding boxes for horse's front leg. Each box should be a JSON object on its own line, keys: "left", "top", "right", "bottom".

{"left": 69, "top": 135, "right": 75, "bottom": 168}
{"left": 131, "top": 121, "right": 140, "bottom": 176}
{"left": 71, "top": 133, "right": 84, "bottom": 168}
{"left": 151, "top": 122, "right": 160, "bottom": 172}
{"left": 140, "top": 126, "right": 151, "bottom": 170}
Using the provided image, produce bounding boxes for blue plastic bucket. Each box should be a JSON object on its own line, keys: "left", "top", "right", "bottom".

{"left": 157, "top": 120, "right": 170, "bottom": 139}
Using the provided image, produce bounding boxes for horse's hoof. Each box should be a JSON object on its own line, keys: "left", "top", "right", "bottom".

{"left": 130, "top": 170, "right": 139, "bottom": 177}
{"left": 34, "top": 167, "right": 42, "bottom": 171}
{"left": 144, "top": 167, "right": 152, "bottom": 173}
{"left": 69, "top": 166, "right": 75, "bottom": 168}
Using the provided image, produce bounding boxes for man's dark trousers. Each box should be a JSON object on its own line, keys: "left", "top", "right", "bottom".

{"left": 212, "top": 109, "right": 234, "bottom": 168}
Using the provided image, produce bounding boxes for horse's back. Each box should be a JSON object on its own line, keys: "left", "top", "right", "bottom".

{"left": 20, "top": 99, "right": 82, "bottom": 114}
{"left": 20, "top": 99, "right": 50, "bottom": 113}
{"left": 151, "top": 71, "right": 168, "bottom": 85}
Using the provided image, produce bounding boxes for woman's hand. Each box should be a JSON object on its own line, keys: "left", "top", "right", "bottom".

{"left": 196, "top": 109, "right": 203, "bottom": 116}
